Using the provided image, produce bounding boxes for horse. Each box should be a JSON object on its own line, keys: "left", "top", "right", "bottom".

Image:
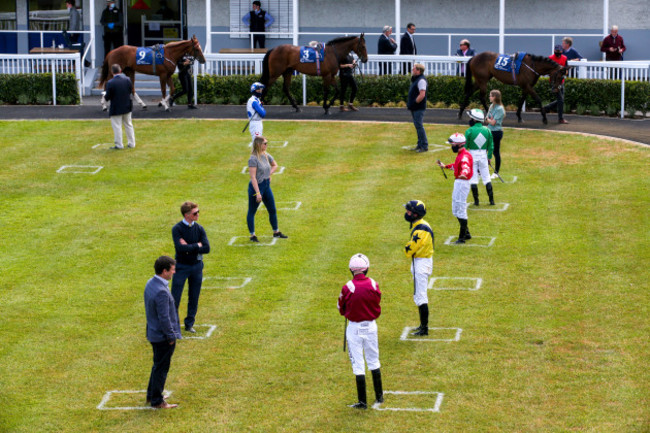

{"left": 458, "top": 52, "right": 570, "bottom": 124}
{"left": 99, "top": 35, "right": 206, "bottom": 112}
{"left": 260, "top": 34, "right": 368, "bottom": 114}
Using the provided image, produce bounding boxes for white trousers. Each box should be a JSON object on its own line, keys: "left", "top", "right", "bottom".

{"left": 346, "top": 320, "right": 380, "bottom": 376}
{"left": 249, "top": 120, "right": 263, "bottom": 144}
{"left": 410, "top": 257, "right": 432, "bottom": 306}
{"left": 452, "top": 179, "right": 470, "bottom": 219}
{"left": 110, "top": 113, "right": 135, "bottom": 148}
{"left": 470, "top": 150, "right": 490, "bottom": 185}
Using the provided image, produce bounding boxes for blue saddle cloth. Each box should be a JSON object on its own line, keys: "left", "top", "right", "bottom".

{"left": 494, "top": 52, "right": 526, "bottom": 74}
{"left": 299, "top": 45, "right": 325, "bottom": 63}
{"left": 136, "top": 46, "right": 165, "bottom": 65}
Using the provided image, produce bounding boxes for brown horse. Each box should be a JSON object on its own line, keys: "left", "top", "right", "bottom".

{"left": 99, "top": 35, "right": 206, "bottom": 111}
{"left": 459, "top": 52, "right": 570, "bottom": 124}
{"left": 260, "top": 34, "right": 368, "bottom": 114}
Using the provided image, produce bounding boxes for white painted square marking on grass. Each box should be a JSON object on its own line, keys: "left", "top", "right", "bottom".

{"left": 444, "top": 236, "right": 496, "bottom": 247}
{"left": 242, "top": 166, "right": 285, "bottom": 174}
{"left": 400, "top": 327, "right": 462, "bottom": 342}
{"left": 466, "top": 202, "right": 510, "bottom": 212}
{"left": 57, "top": 165, "right": 103, "bottom": 174}
{"left": 229, "top": 236, "right": 278, "bottom": 246}
{"left": 503, "top": 175, "right": 518, "bottom": 184}
{"left": 202, "top": 276, "right": 252, "bottom": 289}
{"left": 97, "top": 390, "right": 172, "bottom": 410}
{"left": 372, "top": 391, "right": 444, "bottom": 412}
{"left": 260, "top": 201, "right": 302, "bottom": 211}
{"left": 92, "top": 143, "right": 113, "bottom": 149}
{"left": 428, "top": 277, "right": 482, "bottom": 291}
{"left": 182, "top": 324, "right": 217, "bottom": 340}
{"left": 400, "top": 143, "right": 445, "bottom": 153}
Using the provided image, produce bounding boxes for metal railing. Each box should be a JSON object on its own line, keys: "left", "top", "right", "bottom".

{"left": 0, "top": 53, "right": 82, "bottom": 105}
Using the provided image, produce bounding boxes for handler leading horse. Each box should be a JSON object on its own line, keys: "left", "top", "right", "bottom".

{"left": 99, "top": 35, "right": 206, "bottom": 111}
{"left": 459, "top": 52, "right": 570, "bottom": 124}
{"left": 260, "top": 34, "right": 368, "bottom": 114}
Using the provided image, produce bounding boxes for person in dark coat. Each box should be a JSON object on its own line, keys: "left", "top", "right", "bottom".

{"left": 100, "top": 0, "right": 123, "bottom": 58}
{"left": 171, "top": 54, "right": 197, "bottom": 109}
{"left": 399, "top": 23, "right": 416, "bottom": 74}
{"left": 377, "top": 25, "right": 397, "bottom": 75}
{"left": 242, "top": 1, "right": 274, "bottom": 49}
{"left": 455, "top": 39, "right": 476, "bottom": 76}
{"left": 104, "top": 64, "right": 135, "bottom": 149}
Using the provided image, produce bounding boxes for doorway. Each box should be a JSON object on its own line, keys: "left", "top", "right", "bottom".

{"left": 124, "top": 0, "right": 185, "bottom": 47}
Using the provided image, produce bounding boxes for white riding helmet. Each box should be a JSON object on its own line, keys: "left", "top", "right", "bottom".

{"left": 467, "top": 108, "right": 485, "bottom": 122}
{"left": 447, "top": 132, "right": 466, "bottom": 145}
{"left": 250, "top": 82, "right": 265, "bottom": 94}
{"left": 349, "top": 253, "right": 370, "bottom": 272}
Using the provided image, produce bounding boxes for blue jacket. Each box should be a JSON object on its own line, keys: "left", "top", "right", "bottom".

{"left": 455, "top": 48, "right": 476, "bottom": 57}
{"left": 144, "top": 275, "right": 182, "bottom": 343}
{"left": 105, "top": 73, "right": 133, "bottom": 116}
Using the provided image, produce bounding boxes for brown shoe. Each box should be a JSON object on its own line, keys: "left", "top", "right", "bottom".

{"left": 558, "top": 119, "right": 569, "bottom": 124}
{"left": 340, "top": 105, "right": 349, "bottom": 112}
{"left": 153, "top": 401, "right": 178, "bottom": 409}
{"left": 348, "top": 104, "right": 359, "bottom": 112}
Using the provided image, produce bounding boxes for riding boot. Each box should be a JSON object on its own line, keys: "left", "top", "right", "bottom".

{"left": 371, "top": 368, "right": 384, "bottom": 404}
{"left": 411, "top": 304, "right": 429, "bottom": 335}
{"left": 348, "top": 375, "right": 367, "bottom": 409}
{"left": 486, "top": 182, "right": 495, "bottom": 205}
{"left": 471, "top": 184, "right": 480, "bottom": 206}
{"left": 455, "top": 218, "right": 467, "bottom": 243}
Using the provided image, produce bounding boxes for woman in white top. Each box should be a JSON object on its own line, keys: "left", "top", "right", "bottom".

{"left": 247, "top": 136, "right": 288, "bottom": 242}
{"left": 486, "top": 90, "right": 505, "bottom": 177}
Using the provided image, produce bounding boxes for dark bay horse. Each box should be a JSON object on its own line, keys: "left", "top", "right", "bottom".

{"left": 99, "top": 35, "right": 206, "bottom": 111}
{"left": 459, "top": 52, "right": 570, "bottom": 124}
{"left": 260, "top": 34, "right": 368, "bottom": 114}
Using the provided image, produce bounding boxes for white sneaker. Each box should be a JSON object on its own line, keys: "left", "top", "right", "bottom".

{"left": 491, "top": 173, "right": 498, "bottom": 179}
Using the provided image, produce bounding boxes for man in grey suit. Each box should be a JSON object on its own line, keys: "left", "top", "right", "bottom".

{"left": 145, "top": 256, "right": 181, "bottom": 409}
{"left": 104, "top": 64, "right": 135, "bottom": 150}
{"left": 66, "top": 0, "right": 81, "bottom": 44}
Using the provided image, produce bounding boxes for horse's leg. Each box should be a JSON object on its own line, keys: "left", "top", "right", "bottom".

{"left": 282, "top": 69, "right": 300, "bottom": 112}
{"left": 101, "top": 92, "right": 108, "bottom": 111}
{"left": 516, "top": 93, "right": 526, "bottom": 123}
{"left": 327, "top": 76, "right": 339, "bottom": 112}
{"left": 322, "top": 78, "right": 331, "bottom": 115}
{"left": 127, "top": 70, "right": 146, "bottom": 109}
{"left": 158, "top": 75, "right": 169, "bottom": 110}
{"left": 525, "top": 87, "right": 547, "bottom": 125}
{"left": 458, "top": 80, "right": 478, "bottom": 120}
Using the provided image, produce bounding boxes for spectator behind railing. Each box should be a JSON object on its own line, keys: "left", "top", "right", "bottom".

{"left": 377, "top": 25, "right": 397, "bottom": 75}
{"left": 561, "top": 36, "right": 583, "bottom": 60}
{"left": 600, "top": 25, "right": 626, "bottom": 61}
{"left": 455, "top": 39, "right": 475, "bottom": 75}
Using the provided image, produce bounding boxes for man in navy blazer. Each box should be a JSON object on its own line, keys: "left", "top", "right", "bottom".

{"left": 377, "top": 25, "right": 397, "bottom": 75}
{"left": 104, "top": 64, "right": 135, "bottom": 149}
{"left": 145, "top": 256, "right": 182, "bottom": 409}
{"left": 455, "top": 39, "right": 476, "bottom": 75}
{"left": 399, "top": 23, "right": 417, "bottom": 74}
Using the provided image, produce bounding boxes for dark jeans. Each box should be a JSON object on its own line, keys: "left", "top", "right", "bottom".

{"left": 401, "top": 61, "right": 412, "bottom": 75}
{"left": 411, "top": 109, "right": 428, "bottom": 150}
{"left": 545, "top": 85, "right": 565, "bottom": 120}
{"left": 379, "top": 62, "right": 392, "bottom": 75}
{"left": 253, "top": 34, "right": 266, "bottom": 49}
{"left": 171, "top": 261, "right": 203, "bottom": 329}
{"left": 339, "top": 74, "right": 357, "bottom": 104}
{"left": 492, "top": 130, "right": 503, "bottom": 173}
{"left": 103, "top": 31, "right": 122, "bottom": 57}
{"left": 172, "top": 70, "right": 193, "bottom": 105}
{"left": 147, "top": 340, "right": 176, "bottom": 406}
{"left": 247, "top": 179, "right": 277, "bottom": 234}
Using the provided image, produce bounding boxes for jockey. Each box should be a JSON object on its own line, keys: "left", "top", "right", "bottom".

{"left": 246, "top": 82, "right": 266, "bottom": 144}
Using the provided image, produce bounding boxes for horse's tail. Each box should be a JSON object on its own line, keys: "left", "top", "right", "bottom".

{"left": 464, "top": 56, "right": 474, "bottom": 92}
{"left": 99, "top": 58, "right": 109, "bottom": 89}
{"left": 260, "top": 48, "right": 274, "bottom": 86}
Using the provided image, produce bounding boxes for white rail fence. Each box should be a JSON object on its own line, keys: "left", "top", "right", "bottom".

{"left": 0, "top": 53, "right": 82, "bottom": 105}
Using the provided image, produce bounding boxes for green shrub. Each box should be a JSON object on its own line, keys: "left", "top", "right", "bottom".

{"left": 589, "top": 104, "right": 601, "bottom": 115}
{"left": 0, "top": 73, "right": 79, "bottom": 105}
{"left": 605, "top": 105, "right": 618, "bottom": 117}
{"left": 228, "top": 94, "right": 241, "bottom": 105}
{"left": 575, "top": 104, "right": 587, "bottom": 115}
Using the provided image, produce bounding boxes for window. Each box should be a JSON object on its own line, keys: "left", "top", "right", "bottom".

{"left": 230, "top": 0, "right": 293, "bottom": 39}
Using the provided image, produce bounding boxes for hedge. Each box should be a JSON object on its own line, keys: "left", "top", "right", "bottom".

{"left": 189, "top": 74, "right": 650, "bottom": 116}
{"left": 0, "top": 73, "right": 80, "bottom": 105}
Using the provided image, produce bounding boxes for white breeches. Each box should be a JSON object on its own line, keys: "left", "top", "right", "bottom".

{"left": 410, "top": 257, "right": 432, "bottom": 306}
{"left": 452, "top": 179, "right": 470, "bottom": 219}
{"left": 250, "top": 120, "right": 263, "bottom": 143}
{"left": 346, "top": 320, "right": 380, "bottom": 376}
{"left": 470, "top": 150, "right": 490, "bottom": 185}
{"left": 110, "top": 113, "right": 135, "bottom": 148}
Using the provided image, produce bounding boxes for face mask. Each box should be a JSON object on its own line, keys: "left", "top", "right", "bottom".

{"left": 404, "top": 212, "right": 418, "bottom": 223}
{"left": 109, "top": 3, "right": 115, "bottom": 9}
{"left": 452, "top": 144, "right": 460, "bottom": 153}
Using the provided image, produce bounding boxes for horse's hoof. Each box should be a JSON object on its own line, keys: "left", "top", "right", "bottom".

{"left": 518, "top": 118, "right": 523, "bottom": 124}
{"left": 102, "top": 107, "right": 107, "bottom": 112}
{"left": 142, "top": 106, "right": 147, "bottom": 110}
{"left": 165, "top": 107, "right": 171, "bottom": 112}
{"left": 295, "top": 107, "right": 301, "bottom": 113}
{"left": 542, "top": 118, "right": 548, "bottom": 125}
{"left": 324, "top": 110, "right": 331, "bottom": 116}
{"left": 158, "top": 102, "right": 163, "bottom": 107}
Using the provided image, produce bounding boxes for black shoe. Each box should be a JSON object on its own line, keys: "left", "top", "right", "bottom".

{"left": 374, "top": 397, "right": 384, "bottom": 404}
{"left": 464, "top": 232, "right": 472, "bottom": 240}
{"left": 411, "top": 327, "right": 428, "bottom": 336}
{"left": 489, "top": 200, "right": 495, "bottom": 205}
{"left": 347, "top": 402, "right": 367, "bottom": 409}
{"left": 473, "top": 201, "right": 479, "bottom": 206}
{"left": 416, "top": 148, "right": 428, "bottom": 153}
{"left": 273, "top": 232, "right": 288, "bottom": 238}
{"left": 454, "top": 238, "right": 465, "bottom": 244}
{"left": 408, "top": 146, "right": 419, "bottom": 151}
{"left": 109, "top": 145, "right": 124, "bottom": 150}
{"left": 188, "top": 104, "right": 198, "bottom": 109}
{"left": 186, "top": 327, "right": 196, "bottom": 333}
{"left": 250, "top": 235, "right": 259, "bottom": 242}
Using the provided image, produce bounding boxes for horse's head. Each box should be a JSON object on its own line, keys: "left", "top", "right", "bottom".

{"left": 190, "top": 35, "right": 206, "bottom": 64}
{"left": 354, "top": 33, "right": 368, "bottom": 63}
{"left": 550, "top": 65, "right": 571, "bottom": 92}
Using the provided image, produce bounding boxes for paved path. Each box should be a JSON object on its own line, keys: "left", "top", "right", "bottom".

{"left": 2, "top": 96, "right": 648, "bottom": 145}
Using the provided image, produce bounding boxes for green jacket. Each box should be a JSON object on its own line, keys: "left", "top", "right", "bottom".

{"left": 464, "top": 123, "right": 494, "bottom": 159}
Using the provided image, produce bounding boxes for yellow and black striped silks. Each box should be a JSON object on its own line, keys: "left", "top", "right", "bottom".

{"left": 404, "top": 218, "right": 434, "bottom": 258}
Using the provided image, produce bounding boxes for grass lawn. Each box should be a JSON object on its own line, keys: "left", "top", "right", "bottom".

{"left": 0, "top": 119, "right": 648, "bottom": 432}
